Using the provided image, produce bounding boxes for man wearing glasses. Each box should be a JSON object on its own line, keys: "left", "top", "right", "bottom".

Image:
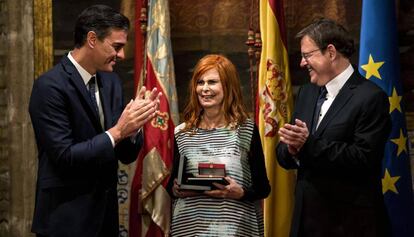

{"left": 29, "top": 5, "right": 161, "bottom": 237}
{"left": 276, "top": 18, "right": 391, "bottom": 237}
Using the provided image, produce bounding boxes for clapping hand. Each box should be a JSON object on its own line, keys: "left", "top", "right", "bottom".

{"left": 109, "top": 86, "right": 162, "bottom": 144}
{"left": 131, "top": 86, "right": 161, "bottom": 112}
{"left": 278, "top": 119, "right": 309, "bottom": 155}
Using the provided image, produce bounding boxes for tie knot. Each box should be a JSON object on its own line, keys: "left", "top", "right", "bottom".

{"left": 89, "top": 76, "right": 96, "bottom": 85}
{"left": 319, "top": 86, "right": 327, "bottom": 99}
{"left": 88, "top": 76, "right": 96, "bottom": 91}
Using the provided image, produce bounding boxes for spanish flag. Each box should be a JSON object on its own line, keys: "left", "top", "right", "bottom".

{"left": 257, "top": 1, "right": 295, "bottom": 236}
{"left": 129, "top": 0, "right": 179, "bottom": 236}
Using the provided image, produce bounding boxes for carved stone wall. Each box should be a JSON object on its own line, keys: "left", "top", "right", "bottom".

{"left": 0, "top": 0, "right": 9, "bottom": 235}
{"left": 169, "top": 0, "right": 259, "bottom": 112}
{"left": 0, "top": 0, "right": 36, "bottom": 236}
{"left": 170, "top": 0, "right": 258, "bottom": 52}
{"left": 284, "top": 0, "right": 362, "bottom": 86}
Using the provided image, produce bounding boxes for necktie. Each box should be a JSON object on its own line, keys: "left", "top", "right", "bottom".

{"left": 88, "top": 76, "right": 99, "bottom": 116}
{"left": 312, "top": 86, "right": 327, "bottom": 134}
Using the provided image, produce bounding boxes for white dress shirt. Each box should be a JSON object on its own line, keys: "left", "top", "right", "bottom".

{"left": 67, "top": 52, "right": 115, "bottom": 147}
{"left": 316, "top": 64, "right": 354, "bottom": 129}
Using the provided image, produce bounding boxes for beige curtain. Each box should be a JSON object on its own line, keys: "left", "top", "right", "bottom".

{"left": 34, "top": 0, "right": 53, "bottom": 78}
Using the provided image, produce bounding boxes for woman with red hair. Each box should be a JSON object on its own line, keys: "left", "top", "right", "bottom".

{"left": 167, "top": 54, "right": 270, "bottom": 236}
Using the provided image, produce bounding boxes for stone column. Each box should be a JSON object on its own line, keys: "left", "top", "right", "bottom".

{"left": 0, "top": 0, "right": 36, "bottom": 236}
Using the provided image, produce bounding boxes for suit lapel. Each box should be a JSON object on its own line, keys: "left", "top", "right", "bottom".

{"left": 61, "top": 56, "right": 102, "bottom": 131}
{"left": 315, "top": 73, "right": 358, "bottom": 136}
{"left": 97, "top": 73, "right": 113, "bottom": 130}
{"left": 303, "top": 85, "right": 320, "bottom": 129}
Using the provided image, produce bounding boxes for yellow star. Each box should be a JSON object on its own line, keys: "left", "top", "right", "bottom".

{"left": 390, "top": 129, "right": 407, "bottom": 156}
{"left": 382, "top": 169, "right": 400, "bottom": 194}
{"left": 388, "top": 87, "right": 402, "bottom": 113}
{"left": 360, "top": 54, "right": 385, "bottom": 79}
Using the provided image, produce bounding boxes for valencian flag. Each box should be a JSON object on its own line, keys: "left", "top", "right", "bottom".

{"left": 257, "top": 0, "right": 295, "bottom": 236}
{"left": 359, "top": 0, "right": 414, "bottom": 236}
{"left": 129, "top": 0, "right": 179, "bottom": 236}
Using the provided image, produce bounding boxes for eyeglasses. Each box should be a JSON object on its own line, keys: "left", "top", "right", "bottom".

{"left": 301, "top": 48, "right": 321, "bottom": 60}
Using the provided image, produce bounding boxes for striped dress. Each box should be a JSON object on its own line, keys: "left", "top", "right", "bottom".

{"left": 171, "top": 119, "right": 265, "bottom": 237}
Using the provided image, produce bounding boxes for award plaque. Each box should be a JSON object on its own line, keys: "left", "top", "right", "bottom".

{"left": 177, "top": 156, "right": 229, "bottom": 191}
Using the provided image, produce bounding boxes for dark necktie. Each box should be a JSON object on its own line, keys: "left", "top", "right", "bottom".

{"left": 88, "top": 76, "right": 99, "bottom": 116}
{"left": 312, "top": 86, "right": 327, "bottom": 134}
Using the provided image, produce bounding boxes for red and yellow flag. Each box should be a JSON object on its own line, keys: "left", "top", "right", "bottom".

{"left": 129, "top": 0, "right": 179, "bottom": 236}
{"left": 257, "top": 1, "right": 295, "bottom": 236}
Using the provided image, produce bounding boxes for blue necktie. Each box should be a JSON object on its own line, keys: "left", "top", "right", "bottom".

{"left": 88, "top": 76, "right": 99, "bottom": 116}
{"left": 312, "top": 86, "right": 327, "bottom": 134}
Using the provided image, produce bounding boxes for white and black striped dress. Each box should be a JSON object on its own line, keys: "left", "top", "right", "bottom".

{"left": 169, "top": 119, "right": 270, "bottom": 237}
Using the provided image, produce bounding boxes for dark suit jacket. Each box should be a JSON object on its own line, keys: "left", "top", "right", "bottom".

{"left": 29, "top": 56, "right": 142, "bottom": 237}
{"left": 277, "top": 71, "right": 391, "bottom": 237}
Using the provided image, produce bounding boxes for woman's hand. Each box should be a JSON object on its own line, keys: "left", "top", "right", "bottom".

{"left": 204, "top": 177, "right": 244, "bottom": 200}
{"left": 172, "top": 179, "right": 201, "bottom": 198}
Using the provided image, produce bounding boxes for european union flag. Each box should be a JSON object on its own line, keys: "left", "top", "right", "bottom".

{"left": 359, "top": 1, "right": 414, "bottom": 236}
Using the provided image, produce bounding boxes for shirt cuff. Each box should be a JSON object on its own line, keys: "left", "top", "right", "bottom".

{"left": 130, "top": 128, "right": 142, "bottom": 144}
{"left": 293, "top": 156, "right": 300, "bottom": 166}
{"left": 105, "top": 131, "right": 115, "bottom": 147}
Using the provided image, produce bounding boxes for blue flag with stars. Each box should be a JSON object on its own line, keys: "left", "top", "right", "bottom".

{"left": 359, "top": 1, "right": 414, "bottom": 236}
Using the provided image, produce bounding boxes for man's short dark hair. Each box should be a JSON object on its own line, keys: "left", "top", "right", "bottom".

{"left": 74, "top": 5, "right": 130, "bottom": 48}
{"left": 296, "top": 18, "right": 355, "bottom": 58}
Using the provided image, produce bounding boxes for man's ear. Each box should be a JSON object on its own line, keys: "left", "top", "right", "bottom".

{"left": 87, "top": 31, "right": 97, "bottom": 48}
{"left": 326, "top": 44, "right": 337, "bottom": 60}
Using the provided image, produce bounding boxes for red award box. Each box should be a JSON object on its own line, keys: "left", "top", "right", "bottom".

{"left": 198, "top": 163, "right": 226, "bottom": 177}
{"left": 177, "top": 156, "right": 229, "bottom": 191}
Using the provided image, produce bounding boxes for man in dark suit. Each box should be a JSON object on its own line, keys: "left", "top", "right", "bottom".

{"left": 276, "top": 18, "right": 391, "bottom": 237}
{"left": 29, "top": 5, "right": 160, "bottom": 237}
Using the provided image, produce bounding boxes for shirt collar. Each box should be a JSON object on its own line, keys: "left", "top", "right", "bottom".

{"left": 67, "top": 51, "right": 95, "bottom": 86}
{"left": 325, "top": 64, "right": 354, "bottom": 98}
